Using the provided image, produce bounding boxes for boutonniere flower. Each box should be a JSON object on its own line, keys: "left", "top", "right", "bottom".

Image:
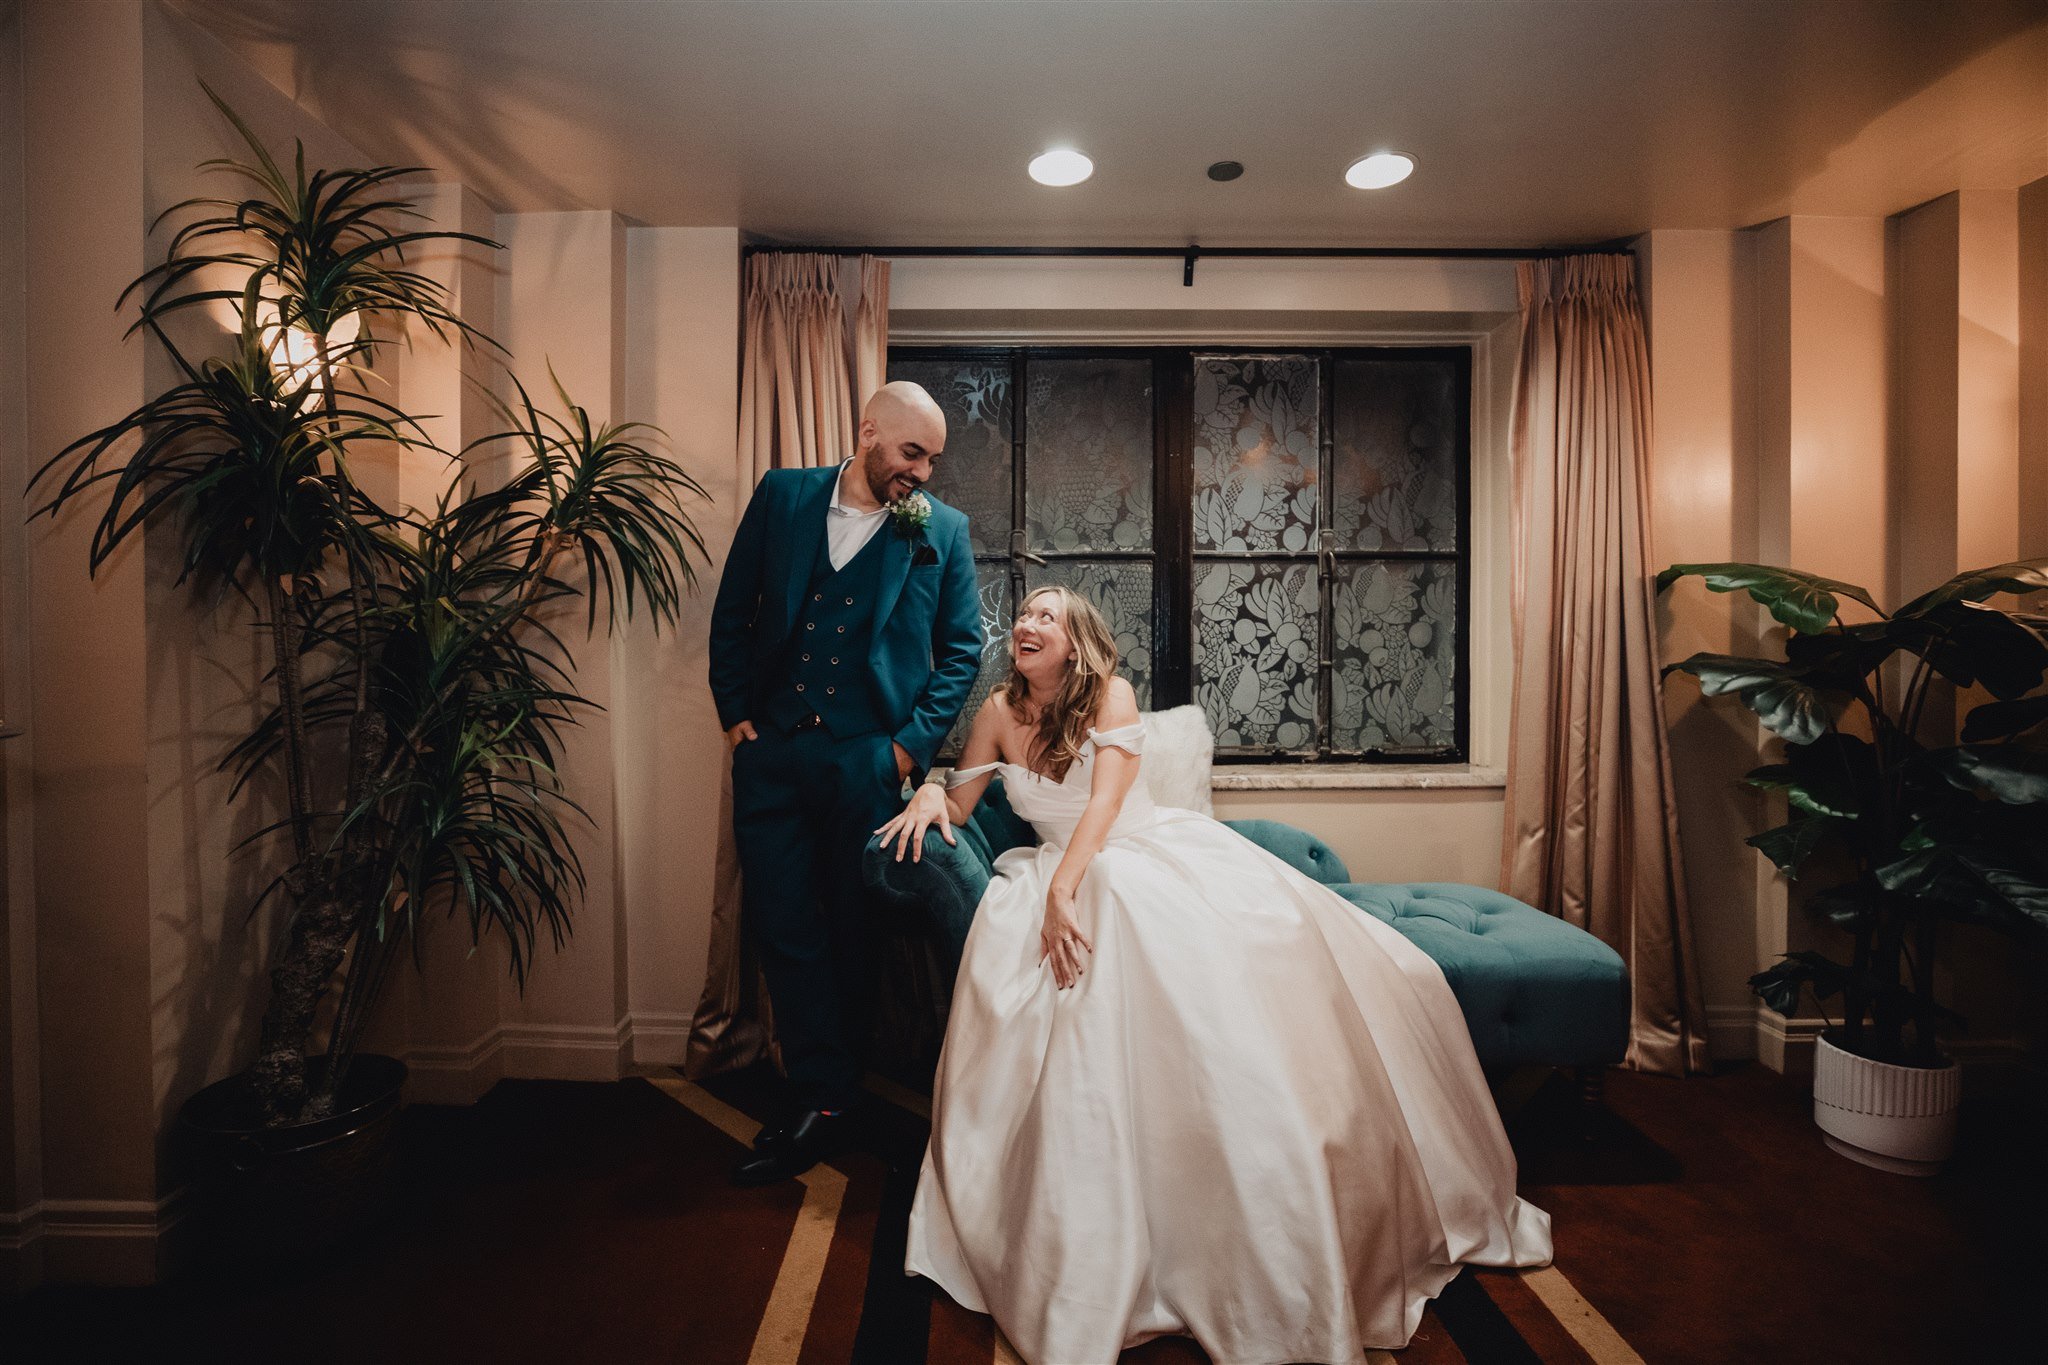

{"left": 889, "top": 490, "right": 933, "bottom": 539}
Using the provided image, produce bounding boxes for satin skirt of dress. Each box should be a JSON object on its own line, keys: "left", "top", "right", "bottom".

{"left": 905, "top": 809, "right": 1552, "bottom": 1365}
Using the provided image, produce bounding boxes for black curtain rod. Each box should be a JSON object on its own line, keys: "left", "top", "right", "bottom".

{"left": 741, "top": 242, "right": 1623, "bottom": 262}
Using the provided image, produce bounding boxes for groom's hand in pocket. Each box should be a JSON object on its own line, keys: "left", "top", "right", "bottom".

{"left": 891, "top": 741, "right": 914, "bottom": 782}
{"left": 726, "top": 720, "right": 758, "bottom": 747}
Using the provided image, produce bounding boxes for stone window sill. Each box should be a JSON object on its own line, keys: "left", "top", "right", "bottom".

{"left": 1210, "top": 763, "right": 1507, "bottom": 792}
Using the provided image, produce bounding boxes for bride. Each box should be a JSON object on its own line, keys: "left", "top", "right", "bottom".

{"left": 876, "top": 585, "right": 1551, "bottom": 1364}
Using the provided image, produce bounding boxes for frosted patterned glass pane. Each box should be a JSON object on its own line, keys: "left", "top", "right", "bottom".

{"left": 887, "top": 357, "right": 1012, "bottom": 555}
{"left": 1024, "top": 358, "right": 1153, "bottom": 552}
{"left": 1191, "top": 355, "right": 1319, "bottom": 553}
{"left": 1333, "top": 359, "right": 1460, "bottom": 552}
{"left": 1026, "top": 560, "right": 1155, "bottom": 708}
{"left": 942, "top": 561, "right": 1013, "bottom": 757}
{"left": 1331, "top": 561, "right": 1457, "bottom": 752}
{"left": 1192, "top": 559, "right": 1318, "bottom": 752}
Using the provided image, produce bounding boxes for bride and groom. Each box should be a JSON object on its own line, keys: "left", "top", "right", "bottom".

{"left": 708, "top": 382, "right": 1551, "bottom": 1362}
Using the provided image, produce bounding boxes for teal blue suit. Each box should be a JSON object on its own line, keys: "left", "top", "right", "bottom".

{"left": 709, "top": 464, "right": 981, "bottom": 1106}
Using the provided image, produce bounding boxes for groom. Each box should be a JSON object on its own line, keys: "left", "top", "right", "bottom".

{"left": 709, "top": 380, "right": 983, "bottom": 1185}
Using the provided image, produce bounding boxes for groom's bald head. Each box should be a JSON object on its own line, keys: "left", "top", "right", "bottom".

{"left": 864, "top": 381, "right": 946, "bottom": 452}
{"left": 855, "top": 381, "right": 947, "bottom": 506}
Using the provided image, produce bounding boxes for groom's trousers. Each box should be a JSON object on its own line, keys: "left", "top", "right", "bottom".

{"left": 730, "top": 717, "right": 905, "bottom": 1111}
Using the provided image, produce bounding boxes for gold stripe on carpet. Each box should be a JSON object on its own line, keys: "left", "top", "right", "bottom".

{"left": 643, "top": 1076, "right": 849, "bottom": 1365}
{"left": 1518, "top": 1265, "right": 1644, "bottom": 1364}
{"left": 864, "top": 1070, "right": 934, "bottom": 1120}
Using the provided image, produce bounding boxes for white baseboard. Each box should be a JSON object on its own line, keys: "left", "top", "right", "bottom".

{"left": 625, "top": 1010, "right": 697, "bottom": 1067}
{"left": 400, "top": 1015, "right": 637, "bottom": 1103}
{"left": 1748, "top": 1007, "right": 2038, "bottom": 1082}
{"left": 3, "top": 1186, "right": 191, "bottom": 1291}
{"left": 498, "top": 1017, "right": 633, "bottom": 1081}
{"left": 1, "top": 1201, "right": 47, "bottom": 1292}
{"left": 1754, "top": 1009, "right": 1830, "bottom": 1075}
{"left": 1706, "top": 1005, "right": 1761, "bottom": 1062}
{"left": 401, "top": 1026, "right": 509, "bottom": 1106}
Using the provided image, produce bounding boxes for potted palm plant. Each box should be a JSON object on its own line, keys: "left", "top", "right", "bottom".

{"left": 1659, "top": 560, "right": 2048, "bottom": 1173}
{"left": 32, "top": 90, "right": 707, "bottom": 1258}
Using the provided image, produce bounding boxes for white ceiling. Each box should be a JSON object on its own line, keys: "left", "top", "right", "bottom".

{"left": 172, "top": 0, "right": 2048, "bottom": 248}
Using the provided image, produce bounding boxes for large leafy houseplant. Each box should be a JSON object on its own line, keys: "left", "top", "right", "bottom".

{"left": 1659, "top": 560, "right": 2048, "bottom": 1068}
{"left": 33, "top": 91, "right": 706, "bottom": 1125}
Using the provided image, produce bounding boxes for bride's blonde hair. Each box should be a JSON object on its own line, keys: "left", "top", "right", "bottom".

{"left": 999, "top": 585, "right": 1121, "bottom": 782}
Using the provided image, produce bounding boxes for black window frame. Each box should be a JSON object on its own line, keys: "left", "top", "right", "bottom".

{"left": 891, "top": 343, "right": 1472, "bottom": 765}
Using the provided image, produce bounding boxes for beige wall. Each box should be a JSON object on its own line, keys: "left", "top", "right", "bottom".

{"left": 1637, "top": 229, "right": 1766, "bottom": 1062}
{"left": 22, "top": 0, "right": 158, "bottom": 1286}
{"left": 619, "top": 226, "right": 741, "bottom": 1065}
{"left": 2023, "top": 178, "right": 2048, "bottom": 562}
{"left": 0, "top": 0, "right": 38, "bottom": 1286}
{"left": 487, "top": 210, "right": 635, "bottom": 1080}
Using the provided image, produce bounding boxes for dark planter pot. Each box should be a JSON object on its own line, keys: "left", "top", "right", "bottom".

{"left": 178, "top": 1053, "right": 407, "bottom": 1269}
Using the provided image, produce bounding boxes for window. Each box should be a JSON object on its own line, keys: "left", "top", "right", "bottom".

{"left": 889, "top": 346, "right": 1470, "bottom": 763}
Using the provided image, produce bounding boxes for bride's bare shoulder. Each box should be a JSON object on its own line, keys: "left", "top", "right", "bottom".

{"left": 1094, "top": 677, "right": 1141, "bottom": 730}
{"left": 968, "top": 688, "right": 1020, "bottom": 756}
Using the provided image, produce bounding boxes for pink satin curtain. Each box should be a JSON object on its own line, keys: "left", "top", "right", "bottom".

{"left": 1500, "top": 254, "right": 1711, "bottom": 1077}
{"left": 686, "top": 252, "right": 890, "bottom": 1079}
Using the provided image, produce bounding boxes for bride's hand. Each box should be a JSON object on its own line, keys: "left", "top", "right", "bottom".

{"left": 874, "top": 781, "right": 956, "bottom": 863}
{"left": 1040, "top": 886, "right": 1092, "bottom": 990}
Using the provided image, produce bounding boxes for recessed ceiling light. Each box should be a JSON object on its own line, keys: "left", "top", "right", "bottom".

{"left": 1344, "top": 151, "right": 1416, "bottom": 189}
{"left": 1207, "top": 160, "right": 1244, "bottom": 182}
{"left": 1028, "top": 148, "right": 1093, "bottom": 187}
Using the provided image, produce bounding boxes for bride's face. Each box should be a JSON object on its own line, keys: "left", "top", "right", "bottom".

{"left": 1011, "top": 593, "right": 1076, "bottom": 682}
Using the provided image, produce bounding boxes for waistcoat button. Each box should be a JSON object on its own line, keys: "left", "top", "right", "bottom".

{"left": 844, "top": 596, "right": 854, "bottom": 605}
{"left": 836, "top": 625, "right": 846, "bottom": 633}
{"left": 795, "top": 683, "right": 805, "bottom": 693}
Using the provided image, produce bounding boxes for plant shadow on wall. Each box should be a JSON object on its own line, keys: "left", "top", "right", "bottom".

{"left": 31, "top": 88, "right": 710, "bottom": 1145}
{"left": 1660, "top": 561, "right": 2048, "bottom": 1164}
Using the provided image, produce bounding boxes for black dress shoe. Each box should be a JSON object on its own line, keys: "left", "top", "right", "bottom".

{"left": 730, "top": 1108, "right": 856, "bottom": 1186}
{"left": 750, "top": 1115, "right": 800, "bottom": 1154}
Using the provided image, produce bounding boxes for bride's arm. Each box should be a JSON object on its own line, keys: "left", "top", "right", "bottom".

{"left": 875, "top": 696, "right": 1002, "bottom": 861}
{"left": 1042, "top": 679, "right": 1143, "bottom": 987}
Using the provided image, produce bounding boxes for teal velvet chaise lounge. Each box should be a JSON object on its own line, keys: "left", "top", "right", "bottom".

{"left": 861, "top": 775, "right": 1630, "bottom": 1097}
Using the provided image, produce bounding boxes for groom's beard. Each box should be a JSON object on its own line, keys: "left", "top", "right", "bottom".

{"left": 862, "top": 447, "right": 920, "bottom": 505}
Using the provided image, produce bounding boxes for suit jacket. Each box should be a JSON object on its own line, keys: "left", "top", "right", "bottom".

{"left": 708, "top": 465, "right": 984, "bottom": 773}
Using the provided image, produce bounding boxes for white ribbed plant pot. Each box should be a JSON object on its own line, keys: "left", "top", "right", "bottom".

{"left": 1812, "top": 1032, "right": 1961, "bottom": 1176}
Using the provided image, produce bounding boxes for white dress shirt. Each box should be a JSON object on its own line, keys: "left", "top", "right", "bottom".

{"left": 825, "top": 459, "right": 890, "bottom": 570}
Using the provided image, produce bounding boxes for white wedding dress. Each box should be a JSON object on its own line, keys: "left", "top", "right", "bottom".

{"left": 904, "top": 721, "right": 1551, "bottom": 1364}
